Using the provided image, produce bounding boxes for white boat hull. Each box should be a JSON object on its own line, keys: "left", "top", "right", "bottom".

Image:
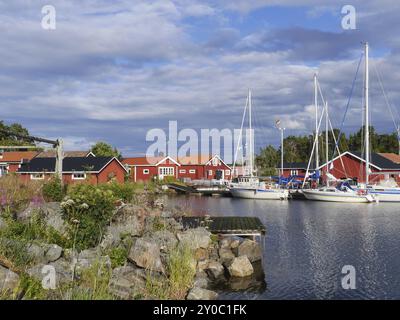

{"left": 368, "top": 190, "right": 400, "bottom": 202}
{"left": 230, "top": 188, "right": 289, "bottom": 200}
{"left": 302, "top": 190, "right": 374, "bottom": 203}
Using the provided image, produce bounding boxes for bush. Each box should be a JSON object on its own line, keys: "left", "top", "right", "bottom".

{"left": 99, "top": 182, "right": 135, "bottom": 203}
{"left": 62, "top": 184, "right": 116, "bottom": 250}
{"left": 42, "top": 177, "right": 65, "bottom": 202}
{"left": 0, "top": 175, "right": 43, "bottom": 214}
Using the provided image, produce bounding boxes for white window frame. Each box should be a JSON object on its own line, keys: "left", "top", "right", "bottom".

{"left": 158, "top": 167, "right": 174, "bottom": 176}
{"left": 143, "top": 169, "right": 150, "bottom": 174}
{"left": 72, "top": 172, "right": 86, "bottom": 180}
{"left": 189, "top": 169, "right": 196, "bottom": 174}
{"left": 208, "top": 170, "right": 213, "bottom": 175}
{"left": 225, "top": 170, "right": 230, "bottom": 176}
{"left": 179, "top": 169, "right": 186, "bottom": 174}
{"left": 31, "top": 173, "right": 44, "bottom": 180}
{"left": 290, "top": 170, "right": 298, "bottom": 176}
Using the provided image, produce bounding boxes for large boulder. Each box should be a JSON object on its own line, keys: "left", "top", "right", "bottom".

{"left": 145, "top": 230, "right": 178, "bottom": 253}
{"left": 27, "top": 243, "right": 46, "bottom": 264}
{"left": 74, "top": 248, "right": 111, "bottom": 271}
{"left": 187, "top": 287, "right": 218, "bottom": 300}
{"left": 206, "top": 260, "right": 225, "bottom": 279}
{"left": 177, "top": 227, "right": 211, "bottom": 250}
{"left": 237, "top": 239, "right": 262, "bottom": 262}
{"left": 44, "top": 244, "right": 63, "bottom": 263}
{"left": 27, "top": 258, "right": 74, "bottom": 288}
{"left": 128, "top": 238, "right": 164, "bottom": 273}
{"left": 228, "top": 256, "right": 254, "bottom": 278}
{"left": 193, "top": 271, "right": 209, "bottom": 289}
{"left": 40, "top": 202, "right": 67, "bottom": 234}
{"left": 0, "top": 265, "right": 20, "bottom": 292}
{"left": 219, "top": 247, "right": 235, "bottom": 266}
{"left": 109, "top": 265, "right": 147, "bottom": 299}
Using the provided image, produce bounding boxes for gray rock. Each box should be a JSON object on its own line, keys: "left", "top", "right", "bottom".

{"left": 228, "top": 256, "right": 254, "bottom": 278}
{"left": 27, "top": 243, "right": 46, "bottom": 264}
{"left": 0, "top": 265, "right": 20, "bottom": 292}
{"left": 237, "top": 239, "right": 262, "bottom": 262}
{"left": 230, "top": 239, "right": 240, "bottom": 249}
{"left": 128, "top": 238, "right": 164, "bottom": 273}
{"left": 74, "top": 249, "right": 111, "bottom": 271}
{"left": 109, "top": 265, "right": 147, "bottom": 299}
{"left": 16, "top": 202, "right": 37, "bottom": 221}
{"left": 177, "top": 227, "right": 211, "bottom": 250}
{"left": 45, "top": 244, "right": 63, "bottom": 263}
{"left": 220, "top": 237, "right": 233, "bottom": 249}
{"left": 27, "top": 258, "right": 75, "bottom": 288}
{"left": 219, "top": 247, "right": 235, "bottom": 266}
{"left": 187, "top": 287, "right": 218, "bottom": 300}
{"left": 206, "top": 260, "right": 225, "bottom": 279}
{"left": 146, "top": 230, "right": 177, "bottom": 253}
{"left": 193, "top": 276, "right": 209, "bottom": 289}
{"left": 197, "top": 260, "right": 209, "bottom": 272}
{"left": 41, "top": 202, "right": 67, "bottom": 234}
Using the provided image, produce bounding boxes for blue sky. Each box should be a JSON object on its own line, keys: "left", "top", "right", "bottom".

{"left": 1, "top": 0, "right": 400, "bottom": 156}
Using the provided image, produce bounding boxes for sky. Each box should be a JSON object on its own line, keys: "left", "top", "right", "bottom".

{"left": 1, "top": 0, "right": 400, "bottom": 156}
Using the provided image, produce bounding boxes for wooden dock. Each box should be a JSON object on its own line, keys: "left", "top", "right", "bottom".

{"left": 180, "top": 216, "right": 266, "bottom": 237}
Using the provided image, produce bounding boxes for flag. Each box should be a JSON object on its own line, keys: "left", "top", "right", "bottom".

{"left": 275, "top": 119, "right": 281, "bottom": 128}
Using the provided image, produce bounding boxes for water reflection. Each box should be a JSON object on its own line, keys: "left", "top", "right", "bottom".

{"left": 164, "top": 195, "right": 400, "bottom": 299}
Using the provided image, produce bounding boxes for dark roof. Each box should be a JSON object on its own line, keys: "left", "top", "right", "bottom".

{"left": 351, "top": 151, "right": 400, "bottom": 170}
{"left": 18, "top": 157, "right": 123, "bottom": 173}
{"left": 281, "top": 162, "right": 314, "bottom": 170}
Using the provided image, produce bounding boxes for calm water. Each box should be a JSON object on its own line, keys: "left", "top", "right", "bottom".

{"left": 164, "top": 195, "right": 400, "bottom": 300}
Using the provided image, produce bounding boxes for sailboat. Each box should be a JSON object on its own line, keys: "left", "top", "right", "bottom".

{"left": 302, "top": 44, "right": 376, "bottom": 203}
{"left": 229, "top": 90, "right": 289, "bottom": 200}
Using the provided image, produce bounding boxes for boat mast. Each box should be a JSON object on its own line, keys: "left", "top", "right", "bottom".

{"left": 248, "top": 89, "right": 254, "bottom": 177}
{"left": 314, "top": 73, "right": 319, "bottom": 170}
{"left": 365, "top": 42, "right": 370, "bottom": 186}
{"left": 325, "top": 100, "right": 329, "bottom": 187}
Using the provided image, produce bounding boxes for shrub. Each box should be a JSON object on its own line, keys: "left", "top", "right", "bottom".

{"left": 42, "top": 177, "right": 65, "bottom": 202}
{"left": 0, "top": 175, "right": 43, "bottom": 214}
{"left": 62, "top": 184, "right": 116, "bottom": 250}
{"left": 99, "top": 182, "right": 135, "bottom": 203}
{"left": 108, "top": 247, "right": 128, "bottom": 268}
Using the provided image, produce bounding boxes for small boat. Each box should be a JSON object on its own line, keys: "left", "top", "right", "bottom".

{"left": 303, "top": 183, "right": 375, "bottom": 203}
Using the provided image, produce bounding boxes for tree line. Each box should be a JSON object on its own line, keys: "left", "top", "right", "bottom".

{"left": 256, "top": 126, "right": 399, "bottom": 176}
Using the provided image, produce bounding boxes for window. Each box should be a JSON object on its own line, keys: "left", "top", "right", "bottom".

{"left": 212, "top": 158, "right": 219, "bottom": 166}
{"left": 158, "top": 167, "right": 174, "bottom": 176}
{"left": 290, "top": 170, "right": 298, "bottom": 176}
{"left": 189, "top": 169, "right": 196, "bottom": 174}
{"left": 208, "top": 170, "right": 213, "bottom": 175}
{"left": 143, "top": 169, "right": 150, "bottom": 174}
{"left": 31, "top": 173, "right": 44, "bottom": 180}
{"left": 179, "top": 169, "right": 186, "bottom": 174}
{"left": 72, "top": 172, "right": 86, "bottom": 180}
{"left": 225, "top": 170, "right": 230, "bottom": 176}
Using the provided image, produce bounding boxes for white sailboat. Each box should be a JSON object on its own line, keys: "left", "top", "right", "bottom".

{"left": 230, "top": 90, "right": 289, "bottom": 200}
{"left": 302, "top": 44, "right": 376, "bottom": 203}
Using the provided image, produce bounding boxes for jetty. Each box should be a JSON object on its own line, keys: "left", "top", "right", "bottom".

{"left": 180, "top": 216, "right": 266, "bottom": 239}
{"left": 167, "top": 183, "right": 231, "bottom": 196}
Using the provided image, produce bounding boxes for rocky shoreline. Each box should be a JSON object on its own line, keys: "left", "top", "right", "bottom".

{"left": 0, "top": 199, "right": 264, "bottom": 300}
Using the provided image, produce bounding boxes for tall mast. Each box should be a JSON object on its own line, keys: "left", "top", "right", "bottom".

{"left": 325, "top": 101, "right": 329, "bottom": 187}
{"left": 365, "top": 42, "right": 370, "bottom": 185}
{"left": 314, "top": 73, "right": 319, "bottom": 170}
{"left": 248, "top": 89, "right": 253, "bottom": 177}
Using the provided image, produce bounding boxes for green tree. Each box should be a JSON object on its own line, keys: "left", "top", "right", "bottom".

{"left": 256, "top": 145, "right": 279, "bottom": 176}
{"left": 0, "top": 121, "right": 34, "bottom": 146}
{"left": 90, "top": 141, "right": 120, "bottom": 158}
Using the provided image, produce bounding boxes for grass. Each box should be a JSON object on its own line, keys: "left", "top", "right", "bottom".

{"left": 144, "top": 244, "right": 196, "bottom": 300}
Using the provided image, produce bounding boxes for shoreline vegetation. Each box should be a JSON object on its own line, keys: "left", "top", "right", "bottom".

{"left": 0, "top": 175, "right": 264, "bottom": 300}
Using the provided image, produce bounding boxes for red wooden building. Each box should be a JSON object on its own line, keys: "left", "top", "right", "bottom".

{"left": 317, "top": 151, "right": 400, "bottom": 184}
{"left": 122, "top": 155, "right": 231, "bottom": 182}
{"left": 17, "top": 156, "right": 128, "bottom": 184}
{"left": 0, "top": 151, "right": 39, "bottom": 176}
